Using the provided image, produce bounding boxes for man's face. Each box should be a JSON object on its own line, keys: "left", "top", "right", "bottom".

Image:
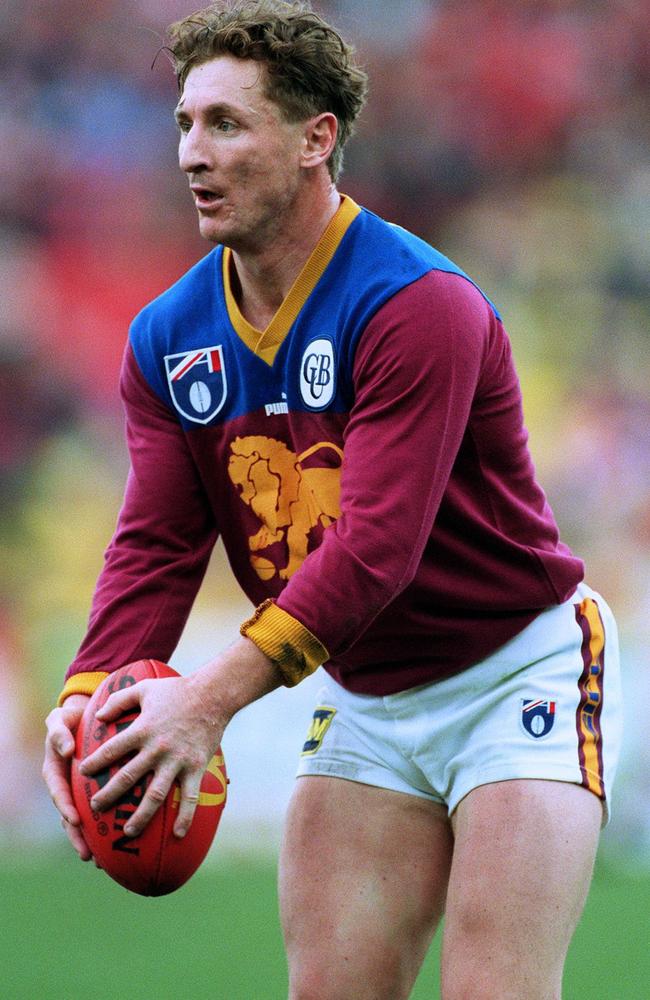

{"left": 175, "top": 56, "right": 307, "bottom": 250}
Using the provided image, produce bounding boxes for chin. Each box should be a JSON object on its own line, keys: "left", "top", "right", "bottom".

{"left": 198, "top": 210, "right": 245, "bottom": 245}
{"left": 198, "top": 220, "right": 228, "bottom": 244}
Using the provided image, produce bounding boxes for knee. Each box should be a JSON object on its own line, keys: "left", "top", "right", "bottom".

{"left": 287, "top": 968, "right": 322, "bottom": 1000}
{"left": 441, "top": 904, "right": 565, "bottom": 1000}
{"left": 441, "top": 946, "right": 562, "bottom": 1000}
{"left": 442, "top": 979, "right": 561, "bottom": 1000}
{"left": 287, "top": 949, "right": 407, "bottom": 1000}
{"left": 288, "top": 963, "right": 355, "bottom": 1000}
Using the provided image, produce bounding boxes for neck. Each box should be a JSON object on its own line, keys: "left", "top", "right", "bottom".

{"left": 228, "top": 181, "right": 341, "bottom": 330}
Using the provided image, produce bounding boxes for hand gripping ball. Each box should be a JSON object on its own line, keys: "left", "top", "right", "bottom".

{"left": 71, "top": 660, "right": 227, "bottom": 896}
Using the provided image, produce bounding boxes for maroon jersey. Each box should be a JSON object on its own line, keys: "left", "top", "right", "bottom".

{"left": 62, "top": 199, "right": 583, "bottom": 699}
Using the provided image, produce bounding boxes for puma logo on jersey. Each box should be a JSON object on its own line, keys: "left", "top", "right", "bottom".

{"left": 265, "top": 394, "right": 289, "bottom": 416}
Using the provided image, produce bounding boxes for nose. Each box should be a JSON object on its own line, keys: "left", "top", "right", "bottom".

{"left": 178, "top": 123, "right": 211, "bottom": 175}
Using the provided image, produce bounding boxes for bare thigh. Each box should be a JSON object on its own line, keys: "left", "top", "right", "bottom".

{"left": 279, "top": 775, "right": 453, "bottom": 1000}
{"left": 442, "top": 779, "right": 602, "bottom": 1000}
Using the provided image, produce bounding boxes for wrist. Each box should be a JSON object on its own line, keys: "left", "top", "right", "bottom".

{"left": 240, "top": 599, "right": 328, "bottom": 686}
{"left": 62, "top": 694, "right": 91, "bottom": 713}
{"left": 189, "top": 637, "right": 283, "bottom": 725}
{"left": 57, "top": 671, "right": 109, "bottom": 707}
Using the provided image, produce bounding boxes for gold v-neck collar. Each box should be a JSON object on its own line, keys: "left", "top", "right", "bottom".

{"left": 222, "top": 195, "right": 361, "bottom": 366}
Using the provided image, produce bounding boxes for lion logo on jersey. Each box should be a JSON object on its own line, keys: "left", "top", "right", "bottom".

{"left": 228, "top": 436, "right": 343, "bottom": 580}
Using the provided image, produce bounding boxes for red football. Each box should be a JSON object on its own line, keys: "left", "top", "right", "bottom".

{"left": 71, "top": 659, "right": 227, "bottom": 896}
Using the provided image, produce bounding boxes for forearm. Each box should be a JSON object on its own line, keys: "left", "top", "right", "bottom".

{"left": 186, "top": 636, "right": 285, "bottom": 729}
{"left": 66, "top": 520, "right": 216, "bottom": 681}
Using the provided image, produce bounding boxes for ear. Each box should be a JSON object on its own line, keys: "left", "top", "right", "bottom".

{"left": 300, "top": 112, "right": 338, "bottom": 170}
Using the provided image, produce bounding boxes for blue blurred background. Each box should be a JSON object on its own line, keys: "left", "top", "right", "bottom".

{"left": 1, "top": 2, "right": 649, "bottom": 992}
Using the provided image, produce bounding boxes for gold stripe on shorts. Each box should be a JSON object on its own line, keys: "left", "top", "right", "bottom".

{"left": 574, "top": 598, "right": 606, "bottom": 799}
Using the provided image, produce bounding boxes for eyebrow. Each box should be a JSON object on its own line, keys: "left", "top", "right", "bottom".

{"left": 173, "top": 101, "right": 239, "bottom": 122}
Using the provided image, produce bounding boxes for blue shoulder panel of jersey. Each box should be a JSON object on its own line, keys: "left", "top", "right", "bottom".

{"left": 128, "top": 247, "right": 224, "bottom": 410}
{"left": 287, "top": 207, "right": 501, "bottom": 409}
{"left": 326, "top": 206, "right": 500, "bottom": 328}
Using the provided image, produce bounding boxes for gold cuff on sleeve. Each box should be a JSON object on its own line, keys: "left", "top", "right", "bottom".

{"left": 240, "top": 599, "right": 329, "bottom": 687}
{"left": 57, "top": 671, "right": 110, "bottom": 707}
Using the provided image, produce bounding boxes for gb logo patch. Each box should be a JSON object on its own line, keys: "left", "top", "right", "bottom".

{"left": 300, "top": 338, "right": 335, "bottom": 410}
{"left": 164, "top": 345, "right": 227, "bottom": 425}
{"left": 520, "top": 699, "right": 557, "bottom": 740}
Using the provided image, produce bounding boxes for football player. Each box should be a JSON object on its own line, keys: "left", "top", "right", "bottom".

{"left": 43, "top": 3, "right": 622, "bottom": 997}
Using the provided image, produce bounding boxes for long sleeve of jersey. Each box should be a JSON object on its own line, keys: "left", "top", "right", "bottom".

{"left": 62, "top": 347, "right": 218, "bottom": 688}
{"left": 275, "top": 272, "right": 484, "bottom": 644}
{"left": 267, "top": 271, "right": 582, "bottom": 691}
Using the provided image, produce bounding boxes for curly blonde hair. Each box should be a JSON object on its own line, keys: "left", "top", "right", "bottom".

{"left": 166, "top": 0, "right": 368, "bottom": 180}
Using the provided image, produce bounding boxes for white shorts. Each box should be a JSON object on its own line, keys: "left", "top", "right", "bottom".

{"left": 296, "top": 583, "right": 623, "bottom": 823}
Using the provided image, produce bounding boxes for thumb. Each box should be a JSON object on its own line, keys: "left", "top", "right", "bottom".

{"left": 56, "top": 732, "right": 76, "bottom": 757}
{"left": 45, "top": 706, "right": 82, "bottom": 758}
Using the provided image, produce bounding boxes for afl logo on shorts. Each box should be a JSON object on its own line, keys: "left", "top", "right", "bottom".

{"left": 520, "top": 699, "right": 556, "bottom": 740}
{"left": 300, "top": 338, "right": 335, "bottom": 410}
{"left": 164, "top": 346, "right": 227, "bottom": 425}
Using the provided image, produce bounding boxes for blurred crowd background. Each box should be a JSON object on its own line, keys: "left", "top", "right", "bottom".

{"left": 1, "top": 0, "right": 648, "bottom": 863}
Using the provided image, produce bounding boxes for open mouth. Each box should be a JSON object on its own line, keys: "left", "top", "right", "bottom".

{"left": 192, "top": 187, "right": 224, "bottom": 209}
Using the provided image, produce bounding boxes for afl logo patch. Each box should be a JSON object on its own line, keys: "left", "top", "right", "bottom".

{"left": 300, "top": 338, "right": 335, "bottom": 410}
{"left": 164, "top": 346, "right": 227, "bottom": 425}
{"left": 301, "top": 706, "right": 337, "bottom": 756}
{"left": 520, "top": 699, "right": 556, "bottom": 740}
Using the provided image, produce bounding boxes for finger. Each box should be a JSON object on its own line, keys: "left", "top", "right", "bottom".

{"left": 45, "top": 712, "right": 77, "bottom": 759}
{"left": 95, "top": 682, "right": 146, "bottom": 722}
{"left": 43, "top": 746, "right": 81, "bottom": 826}
{"left": 122, "top": 768, "right": 178, "bottom": 838}
{"left": 88, "top": 750, "right": 150, "bottom": 813}
{"left": 173, "top": 773, "right": 202, "bottom": 839}
{"left": 61, "top": 816, "right": 93, "bottom": 862}
{"left": 79, "top": 724, "right": 140, "bottom": 777}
